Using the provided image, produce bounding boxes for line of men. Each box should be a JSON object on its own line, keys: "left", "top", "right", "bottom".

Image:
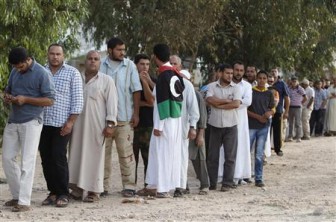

{"left": 3, "top": 37, "right": 333, "bottom": 213}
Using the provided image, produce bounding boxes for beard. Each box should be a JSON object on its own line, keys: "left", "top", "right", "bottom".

{"left": 233, "top": 75, "right": 242, "bottom": 82}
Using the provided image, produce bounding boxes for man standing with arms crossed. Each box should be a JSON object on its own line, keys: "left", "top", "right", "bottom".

{"left": 100, "top": 37, "right": 142, "bottom": 197}
{"left": 39, "top": 43, "right": 84, "bottom": 207}
{"left": 3, "top": 47, "right": 55, "bottom": 212}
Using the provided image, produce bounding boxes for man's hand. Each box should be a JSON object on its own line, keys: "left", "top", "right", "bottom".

{"left": 283, "top": 111, "right": 289, "bottom": 119}
{"left": 11, "top": 95, "right": 26, "bottom": 105}
{"left": 139, "top": 71, "right": 151, "bottom": 84}
{"left": 195, "top": 134, "right": 204, "bottom": 147}
{"left": 153, "top": 129, "right": 162, "bottom": 137}
{"left": 60, "top": 121, "right": 74, "bottom": 136}
{"left": 103, "top": 127, "right": 115, "bottom": 138}
{"left": 188, "top": 128, "right": 197, "bottom": 140}
{"left": 257, "top": 115, "right": 268, "bottom": 124}
{"left": 130, "top": 114, "right": 139, "bottom": 128}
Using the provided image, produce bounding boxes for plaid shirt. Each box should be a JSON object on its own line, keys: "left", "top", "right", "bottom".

{"left": 43, "top": 63, "right": 84, "bottom": 127}
{"left": 313, "top": 88, "right": 327, "bottom": 110}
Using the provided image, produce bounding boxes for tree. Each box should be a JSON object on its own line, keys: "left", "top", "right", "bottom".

{"left": 83, "top": 0, "right": 225, "bottom": 70}
{"left": 0, "top": 0, "right": 88, "bottom": 135}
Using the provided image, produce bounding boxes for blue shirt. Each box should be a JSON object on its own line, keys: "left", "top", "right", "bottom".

{"left": 6, "top": 60, "right": 55, "bottom": 124}
{"left": 43, "top": 63, "right": 84, "bottom": 127}
{"left": 313, "top": 88, "right": 327, "bottom": 110}
{"left": 100, "top": 57, "right": 142, "bottom": 122}
{"left": 273, "top": 79, "right": 290, "bottom": 113}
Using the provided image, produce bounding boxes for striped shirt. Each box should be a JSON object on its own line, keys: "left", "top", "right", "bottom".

{"left": 289, "top": 85, "right": 305, "bottom": 107}
{"left": 43, "top": 63, "right": 84, "bottom": 127}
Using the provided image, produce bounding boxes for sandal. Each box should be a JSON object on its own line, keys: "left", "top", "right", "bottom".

{"left": 56, "top": 195, "right": 69, "bottom": 208}
{"left": 42, "top": 194, "right": 57, "bottom": 206}
{"left": 4, "top": 199, "right": 18, "bottom": 207}
{"left": 69, "top": 191, "right": 82, "bottom": 201}
{"left": 12, "top": 204, "right": 30, "bottom": 212}
{"left": 156, "top": 192, "right": 170, "bottom": 198}
{"left": 83, "top": 193, "right": 99, "bottom": 203}
{"left": 121, "top": 189, "right": 136, "bottom": 198}
{"left": 136, "top": 188, "right": 156, "bottom": 197}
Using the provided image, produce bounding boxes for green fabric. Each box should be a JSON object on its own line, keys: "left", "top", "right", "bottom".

{"left": 157, "top": 99, "right": 182, "bottom": 120}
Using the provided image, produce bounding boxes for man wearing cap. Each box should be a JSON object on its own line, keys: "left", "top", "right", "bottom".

{"left": 286, "top": 76, "right": 307, "bottom": 142}
{"left": 301, "top": 79, "right": 314, "bottom": 140}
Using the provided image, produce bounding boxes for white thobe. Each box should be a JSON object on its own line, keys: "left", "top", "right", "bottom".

{"left": 179, "top": 79, "right": 199, "bottom": 189}
{"left": 146, "top": 87, "right": 183, "bottom": 192}
{"left": 219, "top": 80, "right": 252, "bottom": 180}
{"left": 69, "top": 72, "right": 118, "bottom": 193}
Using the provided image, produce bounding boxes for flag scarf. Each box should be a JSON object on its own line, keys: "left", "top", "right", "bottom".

{"left": 156, "top": 65, "right": 185, "bottom": 120}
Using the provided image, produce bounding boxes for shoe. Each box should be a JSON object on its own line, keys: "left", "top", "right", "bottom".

{"left": 296, "top": 138, "right": 301, "bottom": 143}
{"left": 121, "top": 189, "right": 136, "bottom": 198}
{"left": 173, "top": 189, "right": 183, "bottom": 198}
{"left": 156, "top": 192, "right": 170, "bottom": 198}
{"left": 83, "top": 193, "right": 100, "bottom": 203}
{"left": 209, "top": 185, "right": 217, "bottom": 190}
{"left": 100, "top": 191, "right": 108, "bottom": 197}
{"left": 42, "top": 194, "right": 57, "bottom": 206}
{"left": 301, "top": 136, "right": 310, "bottom": 140}
{"left": 285, "top": 137, "right": 293, "bottom": 142}
{"left": 324, "top": 132, "right": 332, "bottom": 137}
{"left": 136, "top": 188, "right": 156, "bottom": 197}
{"left": 276, "top": 151, "right": 283, "bottom": 156}
{"left": 182, "top": 188, "right": 190, "bottom": 194}
{"left": 255, "top": 181, "right": 265, "bottom": 187}
{"left": 220, "top": 184, "right": 237, "bottom": 192}
{"left": 12, "top": 204, "right": 30, "bottom": 212}
{"left": 199, "top": 188, "right": 209, "bottom": 195}
{"left": 243, "top": 178, "right": 253, "bottom": 184}
{"left": 4, "top": 199, "right": 18, "bottom": 207}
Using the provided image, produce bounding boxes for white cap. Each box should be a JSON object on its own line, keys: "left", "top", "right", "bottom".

{"left": 180, "top": 69, "right": 191, "bottom": 80}
{"left": 301, "top": 79, "right": 309, "bottom": 85}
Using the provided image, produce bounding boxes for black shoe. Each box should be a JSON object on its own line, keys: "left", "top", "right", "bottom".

{"left": 100, "top": 191, "right": 108, "bottom": 197}
{"left": 255, "top": 181, "right": 265, "bottom": 187}
{"left": 276, "top": 151, "right": 283, "bottom": 156}
{"left": 209, "top": 185, "right": 217, "bottom": 190}
{"left": 243, "top": 178, "right": 253, "bottom": 184}
{"left": 173, "top": 189, "right": 183, "bottom": 198}
{"left": 182, "top": 188, "right": 190, "bottom": 194}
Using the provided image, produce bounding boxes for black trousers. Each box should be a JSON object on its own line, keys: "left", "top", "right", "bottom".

{"left": 271, "top": 112, "right": 283, "bottom": 153}
{"left": 39, "top": 125, "right": 71, "bottom": 197}
{"left": 207, "top": 125, "right": 238, "bottom": 187}
{"left": 310, "top": 109, "right": 326, "bottom": 135}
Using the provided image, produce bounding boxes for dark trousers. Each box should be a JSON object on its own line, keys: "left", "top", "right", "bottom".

{"left": 39, "top": 125, "right": 70, "bottom": 197}
{"left": 133, "top": 127, "right": 152, "bottom": 185}
{"left": 207, "top": 125, "right": 238, "bottom": 187}
{"left": 310, "top": 109, "right": 326, "bottom": 135}
{"left": 204, "top": 123, "right": 211, "bottom": 158}
{"left": 271, "top": 112, "right": 283, "bottom": 153}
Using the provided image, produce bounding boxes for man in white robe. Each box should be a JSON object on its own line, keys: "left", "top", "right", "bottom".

{"left": 137, "top": 44, "right": 184, "bottom": 198}
{"left": 68, "top": 51, "right": 118, "bottom": 202}
{"left": 170, "top": 56, "right": 199, "bottom": 197}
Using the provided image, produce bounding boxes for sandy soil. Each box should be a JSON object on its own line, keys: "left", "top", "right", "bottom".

{"left": 0, "top": 136, "right": 335, "bottom": 222}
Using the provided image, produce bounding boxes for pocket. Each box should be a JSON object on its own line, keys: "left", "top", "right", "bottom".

{"left": 55, "top": 77, "right": 71, "bottom": 95}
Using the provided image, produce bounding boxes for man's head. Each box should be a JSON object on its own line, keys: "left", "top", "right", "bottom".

{"left": 256, "top": 70, "right": 268, "bottom": 87}
{"left": 270, "top": 67, "right": 279, "bottom": 80}
{"left": 314, "top": 80, "right": 322, "bottom": 90}
{"left": 268, "top": 75, "right": 275, "bottom": 86}
{"left": 48, "top": 43, "right": 65, "bottom": 68}
{"left": 218, "top": 63, "right": 234, "bottom": 85}
{"left": 301, "top": 79, "right": 309, "bottom": 89}
{"left": 246, "top": 65, "right": 257, "bottom": 83}
{"left": 107, "top": 37, "right": 125, "bottom": 61}
{"left": 134, "top": 53, "right": 150, "bottom": 73}
{"left": 85, "top": 50, "right": 101, "bottom": 74}
{"left": 291, "top": 76, "right": 299, "bottom": 87}
{"left": 233, "top": 61, "right": 245, "bottom": 82}
{"left": 325, "top": 79, "right": 330, "bottom": 87}
{"left": 170, "top": 55, "right": 182, "bottom": 71}
{"left": 8, "top": 47, "right": 31, "bottom": 73}
{"left": 153, "top": 43, "right": 170, "bottom": 65}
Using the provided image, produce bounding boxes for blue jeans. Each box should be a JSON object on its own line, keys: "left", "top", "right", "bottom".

{"left": 249, "top": 126, "right": 270, "bottom": 182}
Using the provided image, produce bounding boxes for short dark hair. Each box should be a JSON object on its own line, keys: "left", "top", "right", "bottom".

{"left": 257, "top": 70, "right": 268, "bottom": 77}
{"left": 134, "top": 53, "right": 150, "bottom": 64}
{"left": 153, "top": 44, "right": 170, "bottom": 63}
{"left": 233, "top": 60, "right": 244, "bottom": 67}
{"left": 215, "top": 63, "right": 223, "bottom": 72}
{"left": 217, "top": 63, "right": 233, "bottom": 72}
{"left": 107, "top": 37, "right": 124, "bottom": 49}
{"left": 48, "top": 43, "right": 65, "bottom": 52}
{"left": 8, "top": 47, "right": 29, "bottom": 65}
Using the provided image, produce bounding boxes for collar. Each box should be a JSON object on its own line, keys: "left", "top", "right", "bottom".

{"left": 103, "top": 57, "right": 126, "bottom": 68}
{"left": 215, "top": 80, "right": 235, "bottom": 87}
{"left": 253, "top": 86, "right": 268, "bottom": 92}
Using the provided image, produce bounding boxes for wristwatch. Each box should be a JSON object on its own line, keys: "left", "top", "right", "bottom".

{"left": 107, "top": 123, "right": 115, "bottom": 128}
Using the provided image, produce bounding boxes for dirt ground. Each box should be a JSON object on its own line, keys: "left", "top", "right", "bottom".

{"left": 0, "top": 136, "right": 335, "bottom": 222}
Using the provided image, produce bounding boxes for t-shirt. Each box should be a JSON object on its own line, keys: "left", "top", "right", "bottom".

{"left": 6, "top": 60, "right": 55, "bottom": 124}
{"left": 138, "top": 77, "right": 156, "bottom": 128}
{"left": 289, "top": 85, "right": 306, "bottom": 107}
{"left": 273, "top": 79, "right": 289, "bottom": 113}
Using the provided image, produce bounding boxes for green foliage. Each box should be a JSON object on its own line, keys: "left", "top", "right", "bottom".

{"left": 0, "top": 0, "right": 88, "bottom": 135}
